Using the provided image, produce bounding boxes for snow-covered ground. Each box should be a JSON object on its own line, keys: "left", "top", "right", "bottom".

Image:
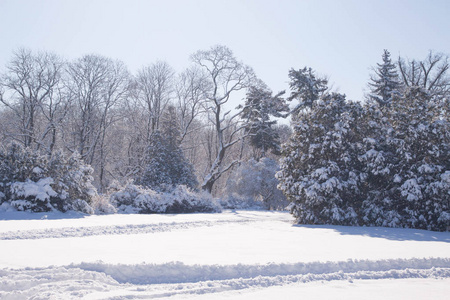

{"left": 0, "top": 210, "right": 449, "bottom": 299}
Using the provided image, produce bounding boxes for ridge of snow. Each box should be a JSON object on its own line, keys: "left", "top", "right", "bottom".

{"left": 1, "top": 260, "right": 449, "bottom": 299}
{"left": 73, "top": 257, "right": 450, "bottom": 284}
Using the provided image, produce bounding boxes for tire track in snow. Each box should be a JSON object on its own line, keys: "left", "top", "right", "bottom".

{"left": 0, "top": 219, "right": 255, "bottom": 240}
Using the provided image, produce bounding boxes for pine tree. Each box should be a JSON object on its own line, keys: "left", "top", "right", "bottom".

{"left": 359, "top": 102, "right": 401, "bottom": 227}
{"left": 384, "top": 87, "right": 450, "bottom": 230}
{"left": 288, "top": 67, "right": 328, "bottom": 115}
{"left": 241, "top": 83, "right": 289, "bottom": 159}
{"left": 277, "top": 93, "right": 364, "bottom": 225}
{"left": 137, "top": 106, "right": 198, "bottom": 191}
{"left": 368, "top": 49, "right": 401, "bottom": 106}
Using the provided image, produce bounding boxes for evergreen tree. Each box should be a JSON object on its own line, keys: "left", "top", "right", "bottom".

{"left": 288, "top": 67, "right": 328, "bottom": 115}
{"left": 241, "top": 82, "right": 289, "bottom": 159}
{"left": 277, "top": 93, "right": 364, "bottom": 225}
{"left": 48, "top": 150, "right": 98, "bottom": 212}
{"left": 0, "top": 143, "right": 49, "bottom": 211}
{"left": 277, "top": 86, "right": 449, "bottom": 231}
{"left": 384, "top": 87, "right": 449, "bottom": 230}
{"left": 358, "top": 102, "right": 401, "bottom": 227}
{"left": 368, "top": 49, "right": 401, "bottom": 106}
{"left": 137, "top": 107, "right": 198, "bottom": 191}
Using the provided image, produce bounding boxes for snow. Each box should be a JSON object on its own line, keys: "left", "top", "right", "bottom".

{"left": 11, "top": 178, "right": 57, "bottom": 202}
{"left": 0, "top": 210, "right": 449, "bottom": 299}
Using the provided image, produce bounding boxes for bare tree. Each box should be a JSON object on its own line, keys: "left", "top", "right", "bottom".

{"left": 112, "top": 93, "right": 149, "bottom": 180}
{"left": 398, "top": 51, "right": 450, "bottom": 99}
{"left": 65, "top": 54, "right": 130, "bottom": 190}
{"left": 110, "top": 61, "right": 175, "bottom": 182}
{"left": 175, "top": 66, "right": 210, "bottom": 144}
{"left": 133, "top": 61, "right": 174, "bottom": 140}
{"left": 191, "top": 45, "right": 256, "bottom": 193}
{"left": 0, "top": 48, "right": 65, "bottom": 152}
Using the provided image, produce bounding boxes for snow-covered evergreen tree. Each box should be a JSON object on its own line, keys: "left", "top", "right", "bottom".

{"left": 47, "top": 151, "right": 98, "bottom": 213}
{"left": 277, "top": 86, "right": 449, "bottom": 231}
{"left": 368, "top": 49, "right": 402, "bottom": 106}
{"left": 288, "top": 67, "right": 328, "bottom": 115}
{"left": 384, "top": 87, "right": 449, "bottom": 230}
{"left": 136, "top": 108, "right": 198, "bottom": 191}
{"left": 136, "top": 131, "right": 198, "bottom": 191}
{"left": 241, "top": 82, "right": 289, "bottom": 159}
{"left": 0, "top": 143, "right": 52, "bottom": 212}
{"left": 277, "top": 93, "right": 364, "bottom": 225}
{"left": 358, "top": 102, "right": 402, "bottom": 227}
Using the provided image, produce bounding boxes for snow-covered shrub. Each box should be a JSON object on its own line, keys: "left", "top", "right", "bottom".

{"left": 9, "top": 178, "right": 57, "bottom": 212}
{"left": 110, "top": 183, "right": 221, "bottom": 214}
{"left": 218, "top": 193, "right": 265, "bottom": 210}
{"left": 0, "top": 143, "right": 98, "bottom": 213}
{"left": 0, "top": 143, "right": 48, "bottom": 191}
{"left": 47, "top": 151, "right": 98, "bottom": 212}
{"left": 90, "top": 194, "right": 117, "bottom": 214}
{"left": 225, "top": 158, "right": 288, "bottom": 210}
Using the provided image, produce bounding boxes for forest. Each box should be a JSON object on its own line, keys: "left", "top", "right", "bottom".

{"left": 0, "top": 45, "right": 448, "bottom": 231}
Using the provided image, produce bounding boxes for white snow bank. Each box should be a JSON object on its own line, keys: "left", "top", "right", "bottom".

{"left": 0, "top": 266, "right": 118, "bottom": 300}
{"left": 74, "top": 257, "right": 450, "bottom": 284}
{"left": 1, "top": 262, "right": 449, "bottom": 300}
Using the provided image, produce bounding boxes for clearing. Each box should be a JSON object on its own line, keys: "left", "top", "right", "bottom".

{"left": 0, "top": 210, "right": 449, "bottom": 299}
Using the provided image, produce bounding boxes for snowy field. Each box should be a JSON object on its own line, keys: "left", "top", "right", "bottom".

{"left": 0, "top": 210, "right": 449, "bottom": 299}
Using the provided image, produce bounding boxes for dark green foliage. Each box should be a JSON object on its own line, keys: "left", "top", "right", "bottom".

{"left": 368, "top": 49, "right": 401, "bottom": 106}
{"left": 136, "top": 131, "right": 198, "bottom": 191}
{"left": 288, "top": 67, "right": 328, "bottom": 112}
{"left": 136, "top": 105, "right": 198, "bottom": 191}
{"left": 241, "top": 84, "right": 289, "bottom": 159}
{"left": 277, "top": 93, "right": 365, "bottom": 225}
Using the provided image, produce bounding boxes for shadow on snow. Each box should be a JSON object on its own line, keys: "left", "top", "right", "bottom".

{"left": 0, "top": 210, "right": 89, "bottom": 221}
{"left": 294, "top": 224, "right": 450, "bottom": 243}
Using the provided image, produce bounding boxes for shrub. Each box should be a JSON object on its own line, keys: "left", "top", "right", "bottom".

{"left": 225, "top": 158, "right": 288, "bottom": 210}
{"left": 110, "top": 183, "right": 221, "bottom": 214}
{"left": 0, "top": 143, "right": 98, "bottom": 213}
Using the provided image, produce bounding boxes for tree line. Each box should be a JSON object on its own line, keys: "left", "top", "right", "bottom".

{"left": 0, "top": 45, "right": 290, "bottom": 197}
{"left": 1, "top": 46, "right": 448, "bottom": 230}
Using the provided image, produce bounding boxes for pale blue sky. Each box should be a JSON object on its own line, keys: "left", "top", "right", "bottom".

{"left": 0, "top": 0, "right": 449, "bottom": 102}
